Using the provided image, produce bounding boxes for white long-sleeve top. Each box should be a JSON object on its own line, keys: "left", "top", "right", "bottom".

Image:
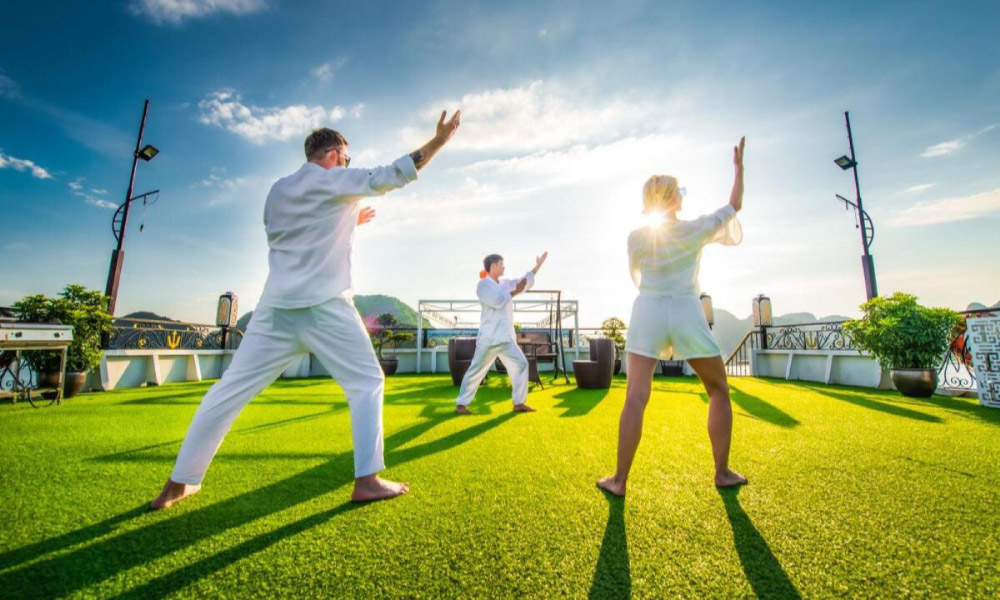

{"left": 628, "top": 205, "right": 742, "bottom": 296}
{"left": 476, "top": 272, "right": 535, "bottom": 345}
{"left": 257, "top": 156, "right": 418, "bottom": 308}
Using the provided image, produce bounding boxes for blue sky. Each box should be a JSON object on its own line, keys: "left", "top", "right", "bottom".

{"left": 1, "top": 0, "right": 998, "bottom": 327}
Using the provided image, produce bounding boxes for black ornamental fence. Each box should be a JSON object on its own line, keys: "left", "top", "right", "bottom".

{"left": 106, "top": 317, "right": 244, "bottom": 351}
{"left": 724, "top": 308, "right": 997, "bottom": 394}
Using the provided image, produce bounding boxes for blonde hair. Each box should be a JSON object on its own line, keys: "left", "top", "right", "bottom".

{"left": 642, "top": 175, "right": 681, "bottom": 213}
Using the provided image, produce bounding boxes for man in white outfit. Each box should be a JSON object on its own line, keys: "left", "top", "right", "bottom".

{"left": 151, "top": 110, "right": 462, "bottom": 509}
{"left": 455, "top": 252, "right": 548, "bottom": 415}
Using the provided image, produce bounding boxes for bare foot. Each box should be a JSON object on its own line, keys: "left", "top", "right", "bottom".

{"left": 351, "top": 475, "right": 409, "bottom": 503}
{"left": 150, "top": 479, "right": 201, "bottom": 510}
{"left": 512, "top": 404, "right": 536, "bottom": 413}
{"left": 455, "top": 405, "right": 471, "bottom": 415}
{"left": 596, "top": 476, "right": 625, "bottom": 497}
{"left": 715, "top": 469, "right": 748, "bottom": 488}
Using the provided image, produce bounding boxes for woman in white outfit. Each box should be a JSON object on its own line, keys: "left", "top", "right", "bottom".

{"left": 598, "top": 137, "right": 748, "bottom": 495}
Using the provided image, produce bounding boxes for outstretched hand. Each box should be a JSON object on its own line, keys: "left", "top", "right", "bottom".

{"left": 357, "top": 206, "right": 376, "bottom": 226}
{"left": 410, "top": 110, "right": 462, "bottom": 171}
{"left": 733, "top": 136, "right": 746, "bottom": 171}
{"left": 532, "top": 251, "right": 548, "bottom": 274}
{"left": 436, "top": 110, "right": 462, "bottom": 144}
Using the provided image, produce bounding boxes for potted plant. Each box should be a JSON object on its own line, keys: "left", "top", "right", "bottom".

{"left": 12, "top": 285, "right": 113, "bottom": 399}
{"left": 368, "top": 312, "right": 413, "bottom": 376}
{"left": 843, "top": 292, "right": 962, "bottom": 398}
{"left": 600, "top": 317, "right": 626, "bottom": 375}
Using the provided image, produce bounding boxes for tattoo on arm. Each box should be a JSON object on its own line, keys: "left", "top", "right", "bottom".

{"left": 409, "top": 150, "right": 425, "bottom": 169}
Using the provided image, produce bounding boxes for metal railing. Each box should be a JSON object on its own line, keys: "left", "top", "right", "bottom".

{"left": 724, "top": 321, "right": 853, "bottom": 377}
{"left": 723, "top": 309, "right": 997, "bottom": 393}
{"left": 107, "top": 317, "right": 243, "bottom": 351}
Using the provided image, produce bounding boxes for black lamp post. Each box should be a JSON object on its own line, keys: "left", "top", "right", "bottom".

{"left": 834, "top": 111, "right": 878, "bottom": 301}
{"left": 104, "top": 99, "right": 159, "bottom": 318}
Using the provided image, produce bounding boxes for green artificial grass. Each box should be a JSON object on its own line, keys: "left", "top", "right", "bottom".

{"left": 1, "top": 374, "right": 999, "bottom": 598}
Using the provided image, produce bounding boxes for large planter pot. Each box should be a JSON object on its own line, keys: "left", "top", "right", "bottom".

{"left": 379, "top": 357, "right": 399, "bottom": 376}
{"left": 890, "top": 368, "right": 938, "bottom": 398}
{"left": 613, "top": 359, "right": 622, "bottom": 376}
{"left": 64, "top": 372, "right": 87, "bottom": 399}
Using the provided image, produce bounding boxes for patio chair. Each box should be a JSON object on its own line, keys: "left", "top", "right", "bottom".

{"left": 493, "top": 351, "right": 543, "bottom": 389}
{"left": 573, "top": 338, "right": 615, "bottom": 389}
{"left": 518, "top": 330, "right": 559, "bottom": 382}
{"left": 448, "top": 337, "right": 478, "bottom": 386}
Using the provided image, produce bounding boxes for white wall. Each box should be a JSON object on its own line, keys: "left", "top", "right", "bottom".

{"left": 751, "top": 349, "right": 893, "bottom": 389}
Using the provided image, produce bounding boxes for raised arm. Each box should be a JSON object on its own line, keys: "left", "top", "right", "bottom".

{"left": 530, "top": 251, "right": 548, "bottom": 276}
{"left": 477, "top": 278, "right": 512, "bottom": 309}
{"left": 729, "top": 136, "right": 745, "bottom": 212}
{"left": 409, "top": 110, "right": 461, "bottom": 171}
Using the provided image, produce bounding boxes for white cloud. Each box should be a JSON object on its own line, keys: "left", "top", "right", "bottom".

{"left": 922, "top": 124, "right": 997, "bottom": 158}
{"left": 197, "top": 90, "right": 351, "bottom": 144}
{"left": 358, "top": 177, "right": 525, "bottom": 239}
{"left": 0, "top": 150, "right": 52, "bottom": 179}
{"left": 0, "top": 73, "right": 19, "bottom": 98}
{"left": 890, "top": 188, "right": 1000, "bottom": 227}
{"left": 921, "top": 140, "right": 964, "bottom": 158}
{"left": 455, "top": 132, "right": 728, "bottom": 192}
{"left": 400, "top": 80, "right": 655, "bottom": 153}
{"left": 312, "top": 57, "right": 348, "bottom": 82}
{"left": 131, "top": 0, "right": 266, "bottom": 24}
{"left": 83, "top": 197, "right": 117, "bottom": 210}
{"left": 900, "top": 183, "right": 936, "bottom": 194}
{"left": 197, "top": 173, "right": 249, "bottom": 190}
{"left": 67, "top": 177, "right": 116, "bottom": 209}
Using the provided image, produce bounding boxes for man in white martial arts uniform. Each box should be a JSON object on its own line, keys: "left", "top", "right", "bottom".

{"left": 151, "top": 110, "right": 462, "bottom": 510}
{"left": 455, "top": 252, "right": 548, "bottom": 415}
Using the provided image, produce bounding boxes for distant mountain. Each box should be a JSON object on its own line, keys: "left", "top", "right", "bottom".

{"left": 122, "top": 311, "right": 179, "bottom": 322}
{"left": 966, "top": 301, "right": 1000, "bottom": 311}
{"left": 118, "top": 311, "right": 190, "bottom": 331}
{"left": 236, "top": 311, "right": 253, "bottom": 332}
{"left": 354, "top": 295, "right": 430, "bottom": 328}
{"left": 233, "top": 294, "right": 429, "bottom": 332}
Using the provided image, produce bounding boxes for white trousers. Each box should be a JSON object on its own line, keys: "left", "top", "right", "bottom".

{"left": 456, "top": 341, "right": 529, "bottom": 407}
{"left": 171, "top": 298, "right": 386, "bottom": 484}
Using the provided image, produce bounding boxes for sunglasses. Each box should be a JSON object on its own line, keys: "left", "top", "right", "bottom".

{"left": 326, "top": 146, "right": 351, "bottom": 167}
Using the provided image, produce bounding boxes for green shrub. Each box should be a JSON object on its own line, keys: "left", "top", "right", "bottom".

{"left": 843, "top": 292, "right": 962, "bottom": 369}
{"left": 600, "top": 317, "right": 626, "bottom": 355}
{"left": 368, "top": 312, "right": 414, "bottom": 361}
{"left": 13, "top": 285, "right": 114, "bottom": 374}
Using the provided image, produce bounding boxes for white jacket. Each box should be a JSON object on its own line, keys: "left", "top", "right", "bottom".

{"left": 476, "top": 272, "right": 535, "bottom": 345}
{"left": 258, "top": 156, "right": 418, "bottom": 308}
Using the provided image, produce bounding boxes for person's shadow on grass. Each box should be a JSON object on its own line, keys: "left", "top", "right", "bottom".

{"left": 553, "top": 387, "right": 609, "bottom": 418}
{"left": 589, "top": 491, "right": 630, "bottom": 599}
{"left": 718, "top": 487, "right": 801, "bottom": 599}
{"left": 0, "top": 408, "right": 515, "bottom": 600}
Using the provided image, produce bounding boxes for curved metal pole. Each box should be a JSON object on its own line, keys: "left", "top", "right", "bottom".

{"left": 844, "top": 111, "right": 878, "bottom": 300}
{"left": 105, "top": 99, "right": 150, "bottom": 317}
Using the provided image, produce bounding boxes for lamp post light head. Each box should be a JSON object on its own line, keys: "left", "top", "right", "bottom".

{"left": 834, "top": 155, "right": 856, "bottom": 170}
{"left": 699, "top": 293, "right": 714, "bottom": 328}
{"left": 752, "top": 294, "right": 773, "bottom": 328}
{"left": 137, "top": 145, "right": 159, "bottom": 161}
{"left": 216, "top": 292, "right": 239, "bottom": 328}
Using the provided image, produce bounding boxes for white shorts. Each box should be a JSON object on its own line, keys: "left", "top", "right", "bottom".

{"left": 625, "top": 294, "right": 722, "bottom": 361}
